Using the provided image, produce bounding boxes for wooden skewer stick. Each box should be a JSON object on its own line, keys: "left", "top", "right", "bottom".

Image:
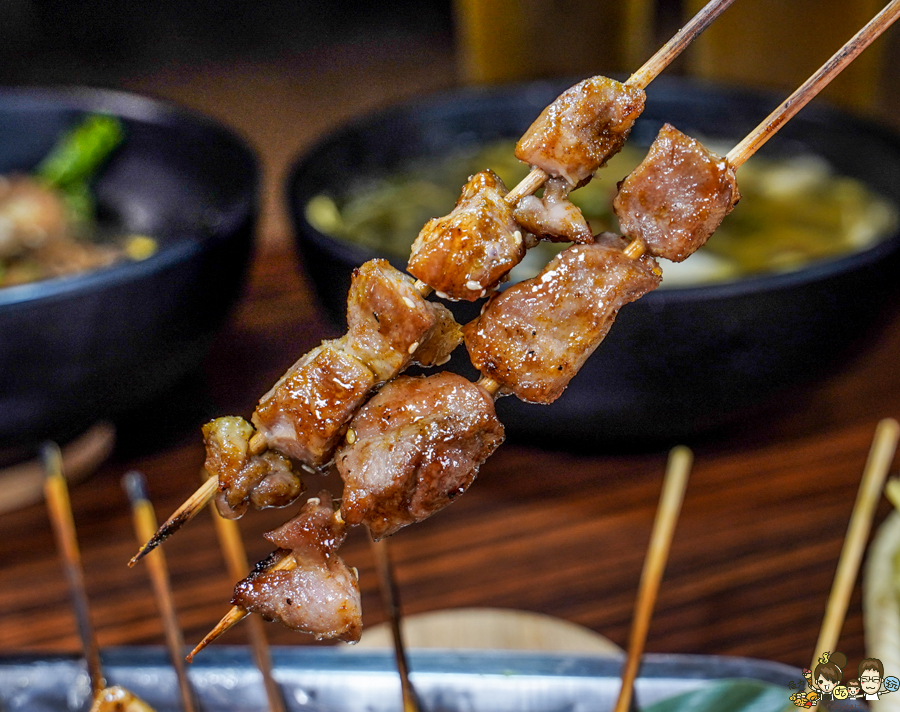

{"left": 505, "top": 0, "right": 738, "bottom": 205}
{"left": 129, "top": 475, "right": 217, "bottom": 567}
{"left": 614, "top": 445, "right": 693, "bottom": 712}
{"left": 810, "top": 418, "right": 900, "bottom": 673}
{"left": 42, "top": 441, "right": 107, "bottom": 696}
{"left": 504, "top": 167, "right": 549, "bottom": 205}
{"left": 203, "top": 469, "right": 287, "bottom": 712}
{"left": 187, "top": 607, "right": 250, "bottom": 663}
{"left": 728, "top": 0, "right": 900, "bottom": 169}
{"left": 123, "top": 471, "right": 198, "bottom": 712}
{"left": 187, "top": 551, "right": 295, "bottom": 662}
{"left": 626, "top": 0, "right": 738, "bottom": 90}
{"left": 370, "top": 535, "right": 421, "bottom": 712}
{"left": 476, "top": 376, "right": 501, "bottom": 397}
{"left": 130, "top": 433, "right": 267, "bottom": 566}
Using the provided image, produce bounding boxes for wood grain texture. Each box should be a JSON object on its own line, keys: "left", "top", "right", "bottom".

{"left": 1, "top": 38, "right": 899, "bottom": 675}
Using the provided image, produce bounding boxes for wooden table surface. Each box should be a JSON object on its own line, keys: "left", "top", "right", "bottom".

{"left": 1, "top": 35, "right": 899, "bottom": 676}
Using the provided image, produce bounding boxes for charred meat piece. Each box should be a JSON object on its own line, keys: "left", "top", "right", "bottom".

{"left": 252, "top": 341, "right": 377, "bottom": 469}
{"left": 513, "top": 177, "right": 594, "bottom": 244}
{"left": 614, "top": 123, "right": 740, "bottom": 262}
{"left": 232, "top": 491, "right": 362, "bottom": 643}
{"left": 516, "top": 76, "right": 645, "bottom": 187}
{"left": 408, "top": 170, "right": 526, "bottom": 301}
{"left": 344, "top": 258, "right": 442, "bottom": 381}
{"left": 336, "top": 372, "right": 504, "bottom": 540}
{"left": 464, "top": 235, "right": 661, "bottom": 403}
{"left": 202, "top": 416, "right": 305, "bottom": 519}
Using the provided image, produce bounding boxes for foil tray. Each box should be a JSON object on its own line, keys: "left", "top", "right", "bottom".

{"left": 0, "top": 648, "right": 798, "bottom": 711}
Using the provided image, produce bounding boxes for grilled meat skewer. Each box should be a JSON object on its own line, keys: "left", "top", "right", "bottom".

{"left": 131, "top": 259, "right": 461, "bottom": 563}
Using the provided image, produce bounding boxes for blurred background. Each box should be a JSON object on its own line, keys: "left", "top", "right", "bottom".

{"left": 3, "top": 0, "right": 898, "bottom": 105}
{"left": 3, "top": 0, "right": 897, "bottom": 255}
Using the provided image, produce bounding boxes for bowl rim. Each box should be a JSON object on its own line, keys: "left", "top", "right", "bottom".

{"left": 286, "top": 76, "right": 900, "bottom": 304}
{"left": 0, "top": 84, "right": 260, "bottom": 308}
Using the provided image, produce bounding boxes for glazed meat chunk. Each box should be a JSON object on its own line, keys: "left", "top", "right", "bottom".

{"left": 252, "top": 259, "right": 460, "bottom": 471}
{"left": 203, "top": 416, "right": 305, "bottom": 519}
{"left": 252, "top": 341, "right": 376, "bottom": 469}
{"left": 336, "top": 372, "right": 504, "bottom": 540}
{"left": 232, "top": 492, "right": 362, "bottom": 642}
{"left": 614, "top": 123, "right": 740, "bottom": 262}
{"left": 343, "top": 259, "right": 443, "bottom": 381}
{"left": 516, "top": 76, "right": 645, "bottom": 187}
{"left": 408, "top": 170, "right": 526, "bottom": 301}
{"left": 513, "top": 176, "right": 594, "bottom": 244}
{"left": 463, "top": 235, "right": 661, "bottom": 403}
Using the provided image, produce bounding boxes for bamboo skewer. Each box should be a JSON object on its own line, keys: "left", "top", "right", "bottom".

{"left": 129, "top": 434, "right": 267, "bottom": 566}
{"left": 728, "top": 0, "right": 900, "bottom": 169}
{"left": 613, "top": 446, "right": 693, "bottom": 712}
{"left": 187, "top": 550, "right": 295, "bottom": 662}
{"left": 129, "top": 475, "right": 217, "bottom": 566}
{"left": 123, "top": 472, "right": 197, "bottom": 712}
{"left": 203, "top": 470, "right": 287, "bottom": 712}
{"left": 370, "top": 536, "right": 421, "bottom": 712}
{"left": 626, "top": 0, "right": 738, "bottom": 91}
{"left": 810, "top": 418, "right": 900, "bottom": 673}
{"left": 42, "top": 441, "right": 106, "bottom": 696}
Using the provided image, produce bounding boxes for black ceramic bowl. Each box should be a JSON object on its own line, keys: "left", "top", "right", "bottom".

{"left": 0, "top": 87, "right": 258, "bottom": 453}
{"left": 287, "top": 78, "right": 900, "bottom": 446}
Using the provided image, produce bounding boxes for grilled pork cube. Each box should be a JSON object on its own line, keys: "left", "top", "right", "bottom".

{"left": 463, "top": 235, "right": 661, "bottom": 403}
{"left": 232, "top": 492, "right": 362, "bottom": 643}
{"left": 202, "top": 416, "right": 305, "bottom": 519}
{"left": 408, "top": 170, "right": 526, "bottom": 301}
{"left": 252, "top": 342, "right": 376, "bottom": 469}
{"left": 513, "top": 176, "right": 594, "bottom": 244}
{"left": 614, "top": 123, "right": 740, "bottom": 262}
{"left": 516, "top": 76, "right": 645, "bottom": 187}
{"left": 344, "top": 259, "right": 440, "bottom": 381}
{"left": 336, "top": 372, "right": 504, "bottom": 540}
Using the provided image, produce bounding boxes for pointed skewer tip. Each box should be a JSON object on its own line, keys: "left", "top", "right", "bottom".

{"left": 128, "top": 476, "right": 218, "bottom": 567}
{"left": 186, "top": 606, "right": 249, "bottom": 663}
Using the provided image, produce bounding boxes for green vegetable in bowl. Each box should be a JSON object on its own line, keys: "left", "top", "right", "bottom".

{"left": 0, "top": 113, "right": 158, "bottom": 288}
{"left": 35, "top": 113, "right": 125, "bottom": 225}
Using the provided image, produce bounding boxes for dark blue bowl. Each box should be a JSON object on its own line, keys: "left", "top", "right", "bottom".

{"left": 286, "top": 78, "right": 900, "bottom": 446}
{"left": 0, "top": 87, "right": 259, "bottom": 452}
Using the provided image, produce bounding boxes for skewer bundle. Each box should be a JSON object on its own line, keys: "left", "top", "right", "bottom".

{"left": 129, "top": 0, "right": 900, "bottom": 664}
{"left": 42, "top": 443, "right": 155, "bottom": 712}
